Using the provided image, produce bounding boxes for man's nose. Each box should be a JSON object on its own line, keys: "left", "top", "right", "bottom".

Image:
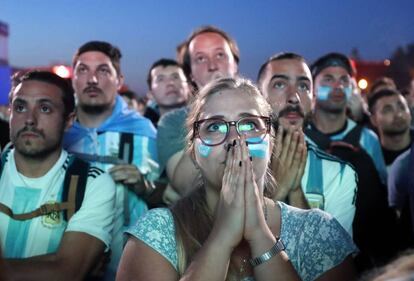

{"left": 208, "top": 58, "right": 218, "bottom": 72}
{"left": 287, "top": 86, "right": 300, "bottom": 104}
{"left": 24, "top": 109, "right": 37, "bottom": 127}
{"left": 87, "top": 72, "right": 98, "bottom": 84}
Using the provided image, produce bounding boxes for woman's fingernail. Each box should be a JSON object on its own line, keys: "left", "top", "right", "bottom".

{"left": 227, "top": 144, "right": 232, "bottom": 152}
{"left": 239, "top": 161, "right": 242, "bottom": 167}
{"left": 233, "top": 139, "right": 237, "bottom": 146}
{"left": 249, "top": 156, "right": 253, "bottom": 161}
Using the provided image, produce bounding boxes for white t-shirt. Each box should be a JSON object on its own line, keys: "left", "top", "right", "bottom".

{"left": 0, "top": 149, "right": 116, "bottom": 258}
{"left": 301, "top": 145, "right": 357, "bottom": 236}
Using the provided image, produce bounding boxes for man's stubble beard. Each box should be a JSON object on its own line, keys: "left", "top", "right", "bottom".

{"left": 13, "top": 127, "right": 64, "bottom": 160}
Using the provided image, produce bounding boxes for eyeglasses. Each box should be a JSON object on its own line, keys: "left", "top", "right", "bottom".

{"left": 193, "top": 115, "right": 271, "bottom": 146}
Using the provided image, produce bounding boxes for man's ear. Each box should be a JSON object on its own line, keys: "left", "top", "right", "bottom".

{"left": 370, "top": 112, "right": 378, "bottom": 128}
{"left": 64, "top": 112, "right": 76, "bottom": 132}
{"left": 117, "top": 74, "right": 125, "bottom": 91}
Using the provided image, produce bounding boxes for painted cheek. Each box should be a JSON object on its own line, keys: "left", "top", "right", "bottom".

{"left": 197, "top": 140, "right": 212, "bottom": 158}
{"left": 316, "top": 85, "right": 332, "bottom": 101}
{"left": 246, "top": 137, "right": 269, "bottom": 159}
{"left": 344, "top": 86, "right": 352, "bottom": 100}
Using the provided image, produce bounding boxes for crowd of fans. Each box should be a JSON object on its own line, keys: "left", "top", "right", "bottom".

{"left": 0, "top": 25, "right": 413, "bottom": 281}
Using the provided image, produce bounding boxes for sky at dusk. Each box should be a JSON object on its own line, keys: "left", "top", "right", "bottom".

{"left": 1, "top": 0, "right": 414, "bottom": 95}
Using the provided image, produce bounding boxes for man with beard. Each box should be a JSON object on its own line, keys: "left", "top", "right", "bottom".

{"left": 145, "top": 58, "right": 190, "bottom": 126}
{"left": 369, "top": 89, "right": 413, "bottom": 169}
{"left": 0, "top": 71, "right": 115, "bottom": 279}
{"left": 370, "top": 89, "right": 414, "bottom": 249}
{"left": 307, "top": 52, "right": 387, "bottom": 184}
{"left": 157, "top": 26, "right": 239, "bottom": 202}
{"left": 257, "top": 52, "right": 357, "bottom": 236}
{"left": 63, "top": 41, "right": 158, "bottom": 280}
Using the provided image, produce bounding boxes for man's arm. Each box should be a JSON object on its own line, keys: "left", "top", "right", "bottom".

{"left": 6, "top": 231, "right": 105, "bottom": 281}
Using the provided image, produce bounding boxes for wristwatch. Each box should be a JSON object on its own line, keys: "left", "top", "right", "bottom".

{"left": 249, "top": 238, "right": 286, "bottom": 267}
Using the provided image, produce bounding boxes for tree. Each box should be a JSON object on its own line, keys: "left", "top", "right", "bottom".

{"left": 386, "top": 43, "right": 414, "bottom": 90}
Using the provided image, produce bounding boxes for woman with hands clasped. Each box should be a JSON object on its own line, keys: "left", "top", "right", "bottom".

{"left": 116, "top": 78, "right": 357, "bottom": 281}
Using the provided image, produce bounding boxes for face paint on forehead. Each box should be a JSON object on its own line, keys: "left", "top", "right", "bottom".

{"left": 316, "top": 85, "right": 332, "bottom": 101}
{"left": 197, "top": 139, "right": 213, "bottom": 158}
{"left": 246, "top": 137, "right": 269, "bottom": 159}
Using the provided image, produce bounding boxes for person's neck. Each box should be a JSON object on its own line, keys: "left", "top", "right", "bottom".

{"left": 158, "top": 107, "right": 171, "bottom": 117}
{"left": 313, "top": 108, "right": 347, "bottom": 134}
{"left": 158, "top": 102, "right": 187, "bottom": 117}
{"left": 76, "top": 106, "right": 114, "bottom": 128}
{"left": 381, "top": 130, "right": 411, "bottom": 151}
{"left": 14, "top": 149, "right": 62, "bottom": 178}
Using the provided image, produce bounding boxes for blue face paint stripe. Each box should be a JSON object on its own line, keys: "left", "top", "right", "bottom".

{"left": 344, "top": 86, "right": 352, "bottom": 100}
{"left": 316, "top": 85, "right": 332, "bottom": 101}
{"left": 197, "top": 139, "right": 212, "bottom": 158}
{"left": 246, "top": 137, "right": 269, "bottom": 159}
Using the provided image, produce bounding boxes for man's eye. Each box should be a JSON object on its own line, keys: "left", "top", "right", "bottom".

{"left": 98, "top": 68, "right": 110, "bottom": 74}
{"left": 156, "top": 76, "right": 164, "bottom": 82}
{"left": 77, "top": 66, "right": 87, "bottom": 73}
{"left": 341, "top": 78, "right": 350, "bottom": 85}
{"left": 14, "top": 104, "right": 25, "bottom": 112}
{"left": 216, "top": 52, "right": 226, "bottom": 59}
{"left": 323, "top": 77, "right": 332, "bottom": 83}
{"left": 273, "top": 81, "right": 286, "bottom": 89}
{"left": 196, "top": 56, "right": 207, "bottom": 63}
{"left": 40, "top": 105, "right": 51, "bottom": 113}
{"left": 298, "top": 83, "right": 310, "bottom": 91}
{"left": 381, "top": 107, "right": 392, "bottom": 114}
{"left": 171, "top": 74, "right": 180, "bottom": 80}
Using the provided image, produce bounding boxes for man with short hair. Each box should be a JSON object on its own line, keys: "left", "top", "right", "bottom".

{"left": 158, "top": 26, "right": 239, "bottom": 200}
{"left": 257, "top": 52, "right": 357, "bottom": 236}
{"left": 0, "top": 71, "right": 115, "bottom": 280}
{"left": 369, "top": 88, "right": 413, "bottom": 169}
{"left": 146, "top": 58, "right": 190, "bottom": 119}
{"left": 63, "top": 41, "right": 158, "bottom": 279}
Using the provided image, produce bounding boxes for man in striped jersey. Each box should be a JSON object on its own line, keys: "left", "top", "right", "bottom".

{"left": 0, "top": 71, "right": 116, "bottom": 280}
{"left": 257, "top": 53, "right": 358, "bottom": 236}
{"left": 64, "top": 41, "right": 159, "bottom": 280}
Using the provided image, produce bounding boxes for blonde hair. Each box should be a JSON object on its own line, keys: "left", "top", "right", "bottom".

{"left": 171, "top": 77, "right": 276, "bottom": 279}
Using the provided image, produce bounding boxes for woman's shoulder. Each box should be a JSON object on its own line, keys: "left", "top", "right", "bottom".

{"left": 126, "top": 208, "right": 175, "bottom": 238}
{"left": 279, "top": 201, "right": 354, "bottom": 243}
{"left": 126, "top": 208, "right": 178, "bottom": 270}
{"left": 278, "top": 201, "right": 357, "bottom": 281}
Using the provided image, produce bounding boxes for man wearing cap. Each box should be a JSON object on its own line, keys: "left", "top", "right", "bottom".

{"left": 305, "top": 53, "right": 397, "bottom": 271}
{"left": 306, "top": 52, "right": 387, "bottom": 183}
